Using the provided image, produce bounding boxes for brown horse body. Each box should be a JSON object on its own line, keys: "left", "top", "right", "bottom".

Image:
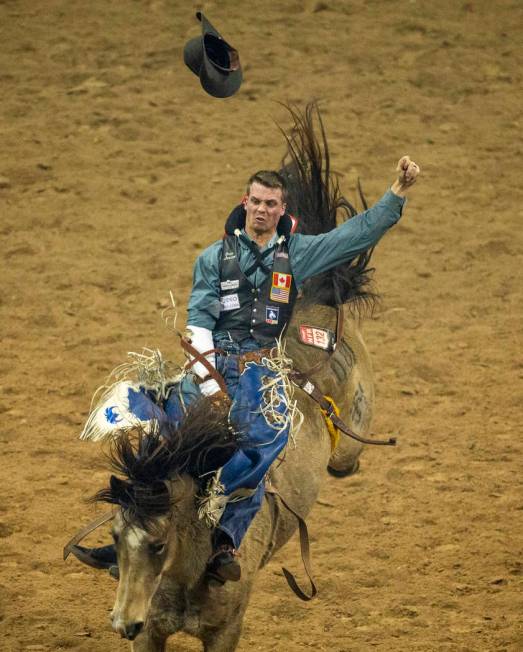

{"left": 109, "top": 301, "right": 374, "bottom": 651}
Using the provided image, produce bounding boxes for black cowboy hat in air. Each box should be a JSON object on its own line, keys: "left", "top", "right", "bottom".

{"left": 183, "top": 12, "right": 242, "bottom": 98}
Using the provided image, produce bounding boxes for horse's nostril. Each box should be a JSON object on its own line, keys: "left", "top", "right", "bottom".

{"left": 124, "top": 621, "right": 144, "bottom": 640}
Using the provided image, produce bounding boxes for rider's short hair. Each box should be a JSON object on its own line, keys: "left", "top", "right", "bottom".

{"left": 246, "top": 170, "right": 287, "bottom": 202}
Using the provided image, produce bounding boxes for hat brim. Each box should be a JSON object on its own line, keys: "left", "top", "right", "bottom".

{"left": 183, "top": 37, "right": 203, "bottom": 77}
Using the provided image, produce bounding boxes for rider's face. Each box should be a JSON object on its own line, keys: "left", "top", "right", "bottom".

{"left": 244, "top": 182, "right": 286, "bottom": 239}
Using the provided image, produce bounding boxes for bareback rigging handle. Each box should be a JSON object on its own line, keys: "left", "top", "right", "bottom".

{"left": 179, "top": 336, "right": 229, "bottom": 396}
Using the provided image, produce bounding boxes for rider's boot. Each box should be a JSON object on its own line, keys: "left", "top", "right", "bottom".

{"left": 206, "top": 532, "right": 241, "bottom": 584}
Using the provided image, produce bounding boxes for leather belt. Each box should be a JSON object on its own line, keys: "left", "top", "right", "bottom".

{"left": 238, "top": 348, "right": 273, "bottom": 373}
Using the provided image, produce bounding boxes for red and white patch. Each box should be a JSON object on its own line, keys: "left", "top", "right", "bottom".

{"left": 270, "top": 272, "right": 292, "bottom": 303}
{"left": 272, "top": 272, "right": 291, "bottom": 289}
{"left": 299, "top": 325, "right": 335, "bottom": 351}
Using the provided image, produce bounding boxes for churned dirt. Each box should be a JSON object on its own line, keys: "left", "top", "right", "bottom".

{"left": 1, "top": 1, "right": 522, "bottom": 650}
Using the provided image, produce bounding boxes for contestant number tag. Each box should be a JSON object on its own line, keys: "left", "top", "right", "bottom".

{"left": 299, "top": 325, "right": 335, "bottom": 351}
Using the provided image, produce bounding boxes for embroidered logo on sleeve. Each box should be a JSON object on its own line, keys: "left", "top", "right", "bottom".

{"left": 221, "top": 279, "right": 240, "bottom": 291}
{"left": 220, "top": 293, "right": 240, "bottom": 312}
{"left": 265, "top": 306, "right": 280, "bottom": 325}
{"left": 299, "top": 325, "right": 335, "bottom": 351}
{"left": 270, "top": 272, "right": 292, "bottom": 303}
{"left": 104, "top": 406, "right": 122, "bottom": 424}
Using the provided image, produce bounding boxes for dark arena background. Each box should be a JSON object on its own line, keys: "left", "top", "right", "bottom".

{"left": 1, "top": 1, "right": 521, "bottom": 650}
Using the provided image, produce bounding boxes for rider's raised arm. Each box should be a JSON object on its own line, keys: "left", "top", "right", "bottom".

{"left": 289, "top": 189, "right": 405, "bottom": 285}
{"left": 289, "top": 156, "right": 420, "bottom": 285}
{"left": 391, "top": 155, "right": 420, "bottom": 197}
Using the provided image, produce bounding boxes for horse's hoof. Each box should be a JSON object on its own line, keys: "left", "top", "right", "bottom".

{"left": 327, "top": 459, "right": 360, "bottom": 478}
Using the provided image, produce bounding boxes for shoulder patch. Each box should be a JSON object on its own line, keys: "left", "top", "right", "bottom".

{"left": 220, "top": 294, "right": 240, "bottom": 312}
{"left": 265, "top": 306, "right": 280, "bottom": 325}
{"left": 221, "top": 279, "right": 240, "bottom": 291}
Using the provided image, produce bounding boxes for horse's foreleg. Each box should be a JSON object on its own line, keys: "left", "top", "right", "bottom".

{"left": 201, "top": 601, "right": 247, "bottom": 652}
{"left": 131, "top": 629, "right": 166, "bottom": 652}
{"left": 202, "top": 623, "right": 243, "bottom": 652}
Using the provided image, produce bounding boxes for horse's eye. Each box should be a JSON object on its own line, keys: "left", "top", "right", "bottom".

{"left": 112, "top": 532, "right": 120, "bottom": 544}
{"left": 148, "top": 542, "right": 165, "bottom": 555}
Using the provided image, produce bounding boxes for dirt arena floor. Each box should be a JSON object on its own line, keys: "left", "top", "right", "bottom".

{"left": 1, "top": 0, "right": 522, "bottom": 650}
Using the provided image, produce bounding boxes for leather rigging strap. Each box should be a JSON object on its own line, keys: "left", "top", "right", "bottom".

{"left": 265, "top": 484, "right": 317, "bottom": 601}
{"left": 63, "top": 490, "right": 317, "bottom": 603}
{"left": 290, "top": 368, "right": 396, "bottom": 446}
{"left": 301, "top": 304, "right": 345, "bottom": 377}
{"left": 336, "top": 303, "right": 344, "bottom": 343}
{"left": 179, "top": 337, "right": 229, "bottom": 395}
{"left": 63, "top": 510, "right": 115, "bottom": 561}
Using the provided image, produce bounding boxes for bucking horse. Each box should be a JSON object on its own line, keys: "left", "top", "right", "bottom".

{"left": 66, "top": 103, "right": 395, "bottom": 651}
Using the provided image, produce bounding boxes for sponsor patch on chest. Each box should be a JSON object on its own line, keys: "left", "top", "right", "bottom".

{"left": 220, "top": 293, "right": 240, "bottom": 312}
{"left": 299, "top": 325, "right": 336, "bottom": 351}
{"left": 265, "top": 306, "right": 280, "bottom": 325}
{"left": 270, "top": 272, "right": 292, "bottom": 303}
{"left": 221, "top": 279, "right": 240, "bottom": 291}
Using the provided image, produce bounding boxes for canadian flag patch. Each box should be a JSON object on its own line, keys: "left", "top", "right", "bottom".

{"left": 270, "top": 272, "right": 292, "bottom": 303}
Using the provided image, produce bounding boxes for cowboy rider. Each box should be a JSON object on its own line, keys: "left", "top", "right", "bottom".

{"left": 70, "top": 156, "right": 420, "bottom": 583}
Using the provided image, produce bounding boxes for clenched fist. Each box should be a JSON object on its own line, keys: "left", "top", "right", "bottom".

{"left": 391, "top": 156, "right": 420, "bottom": 197}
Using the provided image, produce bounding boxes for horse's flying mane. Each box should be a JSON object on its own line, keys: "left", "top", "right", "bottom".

{"left": 92, "top": 401, "right": 237, "bottom": 529}
{"left": 278, "top": 101, "right": 378, "bottom": 312}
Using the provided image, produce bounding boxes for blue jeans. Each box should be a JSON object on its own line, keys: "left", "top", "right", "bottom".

{"left": 166, "top": 334, "right": 288, "bottom": 550}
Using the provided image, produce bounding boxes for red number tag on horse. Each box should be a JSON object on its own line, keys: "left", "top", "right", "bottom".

{"left": 298, "top": 325, "right": 335, "bottom": 351}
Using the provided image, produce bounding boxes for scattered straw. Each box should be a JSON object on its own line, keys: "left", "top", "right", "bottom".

{"left": 253, "top": 337, "right": 303, "bottom": 447}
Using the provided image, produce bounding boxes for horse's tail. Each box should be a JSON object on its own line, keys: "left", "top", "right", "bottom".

{"left": 278, "top": 102, "right": 378, "bottom": 313}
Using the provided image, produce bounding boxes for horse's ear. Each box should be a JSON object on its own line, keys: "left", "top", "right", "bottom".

{"left": 110, "top": 474, "right": 129, "bottom": 496}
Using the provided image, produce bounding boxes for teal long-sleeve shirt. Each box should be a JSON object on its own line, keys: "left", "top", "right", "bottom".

{"left": 187, "top": 189, "right": 406, "bottom": 330}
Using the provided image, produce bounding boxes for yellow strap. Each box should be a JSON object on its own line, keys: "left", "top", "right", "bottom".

{"left": 320, "top": 395, "right": 341, "bottom": 451}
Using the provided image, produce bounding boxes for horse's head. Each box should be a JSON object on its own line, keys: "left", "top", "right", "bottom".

{"left": 109, "top": 474, "right": 209, "bottom": 640}
{"left": 110, "top": 506, "right": 169, "bottom": 640}
{"left": 92, "top": 404, "right": 237, "bottom": 641}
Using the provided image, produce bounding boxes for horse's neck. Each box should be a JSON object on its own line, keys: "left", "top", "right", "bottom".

{"left": 285, "top": 300, "right": 367, "bottom": 401}
{"left": 285, "top": 301, "right": 341, "bottom": 374}
{"left": 163, "top": 476, "right": 212, "bottom": 585}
